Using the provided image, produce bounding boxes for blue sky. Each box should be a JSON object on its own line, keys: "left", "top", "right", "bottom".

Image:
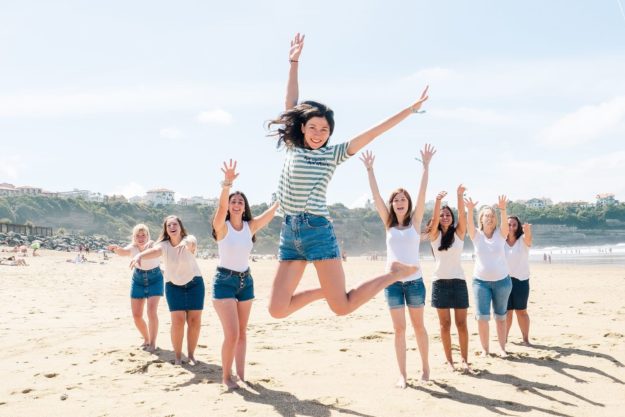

{"left": 2, "top": 0, "right": 625, "bottom": 207}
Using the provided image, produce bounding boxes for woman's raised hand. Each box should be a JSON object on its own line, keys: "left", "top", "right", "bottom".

{"left": 359, "top": 150, "right": 375, "bottom": 170}
{"left": 420, "top": 143, "right": 436, "bottom": 167}
{"left": 497, "top": 195, "right": 508, "bottom": 210}
{"left": 436, "top": 191, "right": 447, "bottom": 201}
{"left": 410, "top": 85, "right": 429, "bottom": 113}
{"left": 464, "top": 197, "right": 479, "bottom": 210}
{"left": 221, "top": 159, "right": 239, "bottom": 183}
{"left": 457, "top": 184, "right": 466, "bottom": 197}
{"left": 289, "top": 33, "right": 305, "bottom": 62}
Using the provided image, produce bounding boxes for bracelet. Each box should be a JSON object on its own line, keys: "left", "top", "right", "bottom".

{"left": 411, "top": 107, "right": 426, "bottom": 114}
{"left": 221, "top": 180, "right": 233, "bottom": 187}
{"left": 289, "top": 59, "right": 299, "bottom": 63}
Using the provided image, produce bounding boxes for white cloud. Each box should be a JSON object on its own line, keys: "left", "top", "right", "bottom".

{"left": 430, "top": 107, "right": 515, "bottom": 126}
{"left": 109, "top": 182, "right": 146, "bottom": 198}
{"left": 0, "top": 155, "right": 23, "bottom": 179}
{"left": 537, "top": 96, "right": 625, "bottom": 148}
{"left": 159, "top": 127, "right": 182, "bottom": 140}
{"left": 197, "top": 109, "right": 234, "bottom": 126}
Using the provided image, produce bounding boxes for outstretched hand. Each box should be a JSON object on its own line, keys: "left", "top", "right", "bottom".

{"left": 457, "top": 184, "right": 466, "bottom": 197}
{"left": 497, "top": 195, "right": 508, "bottom": 210}
{"left": 464, "top": 197, "right": 479, "bottom": 210}
{"left": 221, "top": 159, "right": 239, "bottom": 183}
{"left": 419, "top": 143, "right": 436, "bottom": 167}
{"left": 289, "top": 33, "right": 305, "bottom": 62}
{"left": 410, "top": 85, "right": 429, "bottom": 113}
{"left": 436, "top": 191, "right": 447, "bottom": 201}
{"left": 359, "top": 150, "right": 375, "bottom": 170}
{"left": 129, "top": 255, "right": 141, "bottom": 269}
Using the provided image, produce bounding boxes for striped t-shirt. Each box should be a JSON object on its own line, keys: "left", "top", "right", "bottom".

{"left": 277, "top": 141, "right": 351, "bottom": 218}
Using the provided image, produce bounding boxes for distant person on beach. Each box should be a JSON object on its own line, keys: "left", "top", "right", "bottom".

{"left": 212, "top": 160, "right": 279, "bottom": 389}
{"left": 265, "top": 33, "right": 426, "bottom": 319}
{"left": 505, "top": 216, "right": 533, "bottom": 345}
{"left": 465, "top": 196, "right": 512, "bottom": 357}
{"left": 130, "top": 216, "right": 204, "bottom": 366}
{"left": 108, "top": 224, "right": 163, "bottom": 352}
{"left": 0, "top": 256, "right": 28, "bottom": 266}
{"left": 360, "top": 146, "right": 433, "bottom": 387}
{"left": 428, "top": 185, "right": 471, "bottom": 372}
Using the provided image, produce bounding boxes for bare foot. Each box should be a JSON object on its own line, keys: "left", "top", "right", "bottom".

{"left": 444, "top": 360, "right": 456, "bottom": 372}
{"left": 145, "top": 344, "right": 156, "bottom": 353}
{"left": 460, "top": 360, "right": 471, "bottom": 373}
{"left": 188, "top": 356, "right": 198, "bottom": 366}
{"left": 421, "top": 368, "right": 430, "bottom": 382}
{"left": 476, "top": 350, "right": 489, "bottom": 357}
{"left": 173, "top": 358, "right": 183, "bottom": 366}
{"left": 522, "top": 339, "right": 531, "bottom": 346}
{"left": 223, "top": 377, "right": 240, "bottom": 390}
{"left": 395, "top": 376, "right": 407, "bottom": 389}
{"left": 389, "top": 262, "right": 418, "bottom": 280}
{"left": 497, "top": 349, "right": 508, "bottom": 358}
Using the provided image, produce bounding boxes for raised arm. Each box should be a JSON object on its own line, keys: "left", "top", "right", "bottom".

{"left": 464, "top": 197, "right": 479, "bottom": 241}
{"left": 249, "top": 201, "right": 280, "bottom": 235}
{"left": 456, "top": 184, "right": 467, "bottom": 238}
{"left": 412, "top": 144, "right": 435, "bottom": 230}
{"left": 522, "top": 223, "right": 533, "bottom": 247}
{"left": 498, "top": 195, "right": 509, "bottom": 238}
{"left": 428, "top": 191, "right": 447, "bottom": 240}
{"left": 359, "top": 150, "right": 389, "bottom": 225}
{"left": 285, "top": 33, "right": 304, "bottom": 110}
{"left": 213, "top": 160, "right": 239, "bottom": 241}
{"left": 107, "top": 244, "right": 132, "bottom": 257}
{"left": 346, "top": 86, "right": 429, "bottom": 156}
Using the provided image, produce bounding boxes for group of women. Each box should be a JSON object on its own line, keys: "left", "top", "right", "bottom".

{"left": 109, "top": 33, "right": 533, "bottom": 389}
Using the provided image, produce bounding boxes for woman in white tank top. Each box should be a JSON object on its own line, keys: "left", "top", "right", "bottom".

{"left": 428, "top": 185, "right": 470, "bottom": 372}
{"left": 360, "top": 144, "right": 434, "bottom": 388}
{"left": 212, "top": 160, "right": 279, "bottom": 389}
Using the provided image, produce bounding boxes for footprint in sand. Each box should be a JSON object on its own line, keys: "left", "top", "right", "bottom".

{"left": 603, "top": 332, "right": 624, "bottom": 339}
{"left": 44, "top": 373, "right": 58, "bottom": 378}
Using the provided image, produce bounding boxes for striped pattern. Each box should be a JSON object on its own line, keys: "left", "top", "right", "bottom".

{"left": 277, "top": 142, "right": 351, "bottom": 218}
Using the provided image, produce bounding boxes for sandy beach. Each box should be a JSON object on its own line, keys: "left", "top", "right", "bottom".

{"left": 1, "top": 250, "right": 624, "bottom": 417}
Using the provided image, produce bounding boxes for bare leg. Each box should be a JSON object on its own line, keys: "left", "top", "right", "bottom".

{"left": 170, "top": 311, "right": 186, "bottom": 364}
{"left": 454, "top": 308, "right": 470, "bottom": 371}
{"left": 515, "top": 309, "right": 530, "bottom": 344}
{"left": 186, "top": 310, "right": 202, "bottom": 365}
{"left": 389, "top": 308, "right": 407, "bottom": 388}
{"left": 315, "top": 260, "right": 417, "bottom": 316}
{"left": 268, "top": 261, "right": 324, "bottom": 318}
{"left": 506, "top": 310, "right": 514, "bottom": 341}
{"left": 408, "top": 306, "right": 429, "bottom": 381}
{"left": 495, "top": 318, "right": 508, "bottom": 357}
{"left": 146, "top": 296, "right": 160, "bottom": 351}
{"left": 130, "top": 298, "right": 149, "bottom": 346}
{"left": 477, "top": 319, "right": 490, "bottom": 356}
{"left": 235, "top": 300, "right": 253, "bottom": 382}
{"left": 436, "top": 308, "right": 454, "bottom": 370}
{"left": 213, "top": 299, "right": 240, "bottom": 389}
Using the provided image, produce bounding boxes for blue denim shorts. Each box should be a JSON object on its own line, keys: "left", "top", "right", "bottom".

{"left": 165, "top": 276, "right": 205, "bottom": 312}
{"left": 384, "top": 278, "right": 426, "bottom": 309}
{"left": 212, "top": 266, "right": 254, "bottom": 301}
{"left": 131, "top": 267, "right": 164, "bottom": 299}
{"left": 507, "top": 277, "right": 530, "bottom": 310}
{"left": 278, "top": 213, "right": 341, "bottom": 261}
{"left": 431, "top": 279, "right": 469, "bottom": 309}
{"left": 472, "top": 276, "right": 512, "bottom": 321}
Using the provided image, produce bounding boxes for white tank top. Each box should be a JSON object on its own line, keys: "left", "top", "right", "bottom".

{"left": 385, "top": 226, "right": 422, "bottom": 282}
{"left": 505, "top": 238, "right": 530, "bottom": 280}
{"left": 431, "top": 232, "right": 465, "bottom": 280}
{"left": 218, "top": 221, "right": 253, "bottom": 272}
{"left": 472, "top": 229, "right": 509, "bottom": 281}
{"left": 128, "top": 244, "right": 161, "bottom": 270}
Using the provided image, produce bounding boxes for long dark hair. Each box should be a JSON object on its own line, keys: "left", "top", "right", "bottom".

{"left": 212, "top": 191, "right": 256, "bottom": 243}
{"left": 437, "top": 205, "right": 456, "bottom": 251}
{"left": 157, "top": 215, "right": 188, "bottom": 243}
{"left": 267, "top": 100, "right": 335, "bottom": 149}
{"left": 508, "top": 215, "right": 524, "bottom": 240}
{"left": 386, "top": 188, "right": 412, "bottom": 229}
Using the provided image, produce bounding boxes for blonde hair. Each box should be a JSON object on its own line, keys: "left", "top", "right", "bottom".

{"left": 131, "top": 224, "right": 151, "bottom": 245}
{"left": 477, "top": 206, "right": 497, "bottom": 231}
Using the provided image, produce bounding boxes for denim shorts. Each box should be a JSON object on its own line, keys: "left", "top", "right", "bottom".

{"left": 278, "top": 213, "right": 341, "bottom": 261}
{"left": 431, "top": 279, "right": 469, "bottom": 309}
{"left": 131, "top": 267, "right": 164, "bottom": 299}
{"left": 507, "top": 277, "right": 530, "bottom": 310}
{"left": 472, "top": 276, "right": 512, "bottom": 321}
{"left": 212, "top": 266, "right": 254, "bottom": 301}
{"left": 384, "top": 278, "right": 426, "bottom": 309}
{"left": 165, "top": 276, "right": 205, "bottom": 312}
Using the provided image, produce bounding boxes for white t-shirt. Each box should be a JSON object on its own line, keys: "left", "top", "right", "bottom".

{"left": 505, "top": 238, "right": 530, "bottom": 280}
{"left": 156, "top": 239, "right": 202, "bottom": 285}
{"left": 218, "top": 221, "right": 253, "bottom": 272}
{"left": 472, "top": 229, "right": 509, "bottom": 281}
{"left": 385, "top": 226, "right": 423, "bottom": 282}
{"left": 431, "top": 232, "right": 465, "bottom": 280}
{"left": 127, "top": 244, "right": 161, "bottom": 270}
